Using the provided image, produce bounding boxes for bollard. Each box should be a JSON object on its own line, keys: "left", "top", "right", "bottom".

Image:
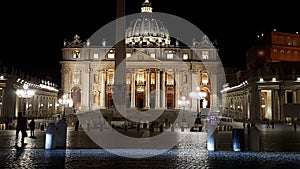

{"left": 45, "top": 123, "right": 56, "bottom": 149}
{"left": 207, "top": 127, "right": 217, "bottom": 151}
{"left": 56, "top": 118, "right": 67, "bottom": 149}
{"left": 249, "top": 126, "right": 260, "bottom": 151}
{"left": 181, "top": 126, "right": 184, "bottom": 132}
{"left": 232, "top": 128, "right": 245, "bottom": 151}
{"left": 159, "top": 123, "right": 163, "bottom": 132}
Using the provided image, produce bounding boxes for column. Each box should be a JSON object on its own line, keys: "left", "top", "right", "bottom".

{"left": 145, "top": 70, "right": 150, "bottom": 109}
{"left": 174, "top": 70, "right": 181, "bottom": 109}
{"left": 209, "top": 70, "right": 220, "bottom": 115}
{"left": 155, "top": 70, "right": 161, "bottom": 108}
{"left": 279, "top": 88, "right": 284, "bottom": 121}
{"left": 161, "top": 71, "right": 166, "bottom": 109}
{"left": 130, "top": 70, "right": 136, "bottom": 108}
{"left": 99, "top": 70, "right": 106, "bottom": 108}
{"left": 80, "top": 68, "right": 91, "bottom": 112}
{"left": 89, "top": 67, "right": 93, "bottom": 111}
{"left": 63, "top": 69, "right": 70, "bottom": 94}
{"left": 15, "top": 96, "right": 20, "bottom": 117}
{"left": 293, "top": 90, "right": 297, "bottom": 103}
{"left": 191, "top": 70, "right": 199, "bottom": 112}
{"left": 272, "top": 89, "right": 280, "bottom": 121}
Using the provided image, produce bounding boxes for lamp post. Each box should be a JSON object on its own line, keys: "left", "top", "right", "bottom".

{"left": 16, "top": 84, "right": 35, "bottom": 117}
{"left": 189, "top": 86, "right": 207, "bottom": 118}
{"left": 58, "top": 94, "right": 73, "bottom": 118}
{"left": 178, "top": 95, "right": 190, "bottom": 124}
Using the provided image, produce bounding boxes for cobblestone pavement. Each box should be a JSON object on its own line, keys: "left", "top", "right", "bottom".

{"left": 0, "top": 125, "right": 300, "bottom": 169}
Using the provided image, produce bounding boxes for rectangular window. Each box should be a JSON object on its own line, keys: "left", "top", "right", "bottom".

{"left": 166, "top": 73, "right": 174, "bottom": 85}
{"left": 107, "top": 73, "right": 114, "bottom": 85}
{"left": 150, "top": 53, "right": 156, "bottom": 58}
{"left": 150, "top": 73, "right": 156, "bottom": 84}
{"left": 107, "top": 53, "right": 115, "bottom": 59}
{"left": 93, "top": 53, "right": 99, "bottom": 59}
{"left": 73, "top": 73, "right": 80, "bottom": 85}
{"left": 137, "top": 73, "right": 144, "bottom": 84}
{"left": 167, "top": 53, "right": 173, "bottom": 59}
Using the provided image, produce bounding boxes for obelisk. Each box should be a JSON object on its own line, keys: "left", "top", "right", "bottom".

{"left": 114, "top": 0, "right": 126, "bottom": 114}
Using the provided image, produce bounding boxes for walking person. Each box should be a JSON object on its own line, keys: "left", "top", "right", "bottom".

{"left": 15, "top": 112, "right": 28, "bottom": 147}
{"left": 75, "top": 120, "right": 79, "bottom": 131}
{"left": 29, "top": 118, "right": 36, "bottom": 138}
{"left": 293, "top": 122, "right": 297, "bottom": 131}
{"left": 271, "top": 120, "right": 275, "bottom": 129}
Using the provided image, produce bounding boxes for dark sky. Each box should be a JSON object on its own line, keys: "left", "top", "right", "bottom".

{"left": 1, "top": 0, "right": 300, "bottom": 87}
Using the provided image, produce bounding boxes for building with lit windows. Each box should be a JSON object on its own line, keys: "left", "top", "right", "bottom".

{"left": 221, "top": 30, "right": 300, "bottom": 123}
{"left": 0, "top": 66, "right": 59, "bottom": 126}
{"left": 60, "top": 0, "right": 224, "bottom": 123}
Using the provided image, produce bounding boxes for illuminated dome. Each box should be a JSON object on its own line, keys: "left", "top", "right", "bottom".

{"left": 125, "top": 0, "right": 171, "bottom": 47}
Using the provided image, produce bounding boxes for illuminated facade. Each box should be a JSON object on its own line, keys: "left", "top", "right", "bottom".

{"left": 221, "top": 30, "right": 300, "bottom": 123}
{"left": 0, "top": 67, "right": 59, "bottom": 122}
{"left": 60, "top": 0, "right": 223, "bottom": 122}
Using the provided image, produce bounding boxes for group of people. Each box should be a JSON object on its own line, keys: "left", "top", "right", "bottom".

{"left": 15, "top": 112, "right": 35, "bottom": 147}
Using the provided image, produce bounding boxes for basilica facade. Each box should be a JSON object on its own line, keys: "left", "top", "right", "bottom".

{"left": 60, "top": 0, "right": 223, "bottom": 122}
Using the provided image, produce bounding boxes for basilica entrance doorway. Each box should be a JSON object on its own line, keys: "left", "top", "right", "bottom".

{"left": 136, "top": 93, "right": 145, "bottom": 109}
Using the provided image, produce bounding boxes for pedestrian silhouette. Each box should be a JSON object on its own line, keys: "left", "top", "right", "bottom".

{"left": 15, "top": 112, "right": 28, "bottom": 147}
{"left": 75, "top": 120, "right": 79, "bottom": 131}
{"left": 294, "top": 122, "right": 297, "bottom": 131}
{"left": 29, "top": 118, "right": 36, "bottom": 138}
{"left": 271, "top": 120, "right": 275, "bottom": 129}
{"left": 266, "top": 120, "right": 270, "bottom": 128}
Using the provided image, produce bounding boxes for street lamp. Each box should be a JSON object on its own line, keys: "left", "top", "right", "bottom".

{"left": 189, "top": 86, "right": 207, "bottom": 118}
{"left": 178, "top": 95, "right": 190, "bottom": 123}
{"left": 58, "top": 94, "right": 73, "bottom": 118}
{"left": 16, "top": 84, "right": 35, "bottom": 117}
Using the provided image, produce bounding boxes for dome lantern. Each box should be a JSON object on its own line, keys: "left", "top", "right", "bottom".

{"left": 141, "top": 0, "right": 152, "bottom": 13}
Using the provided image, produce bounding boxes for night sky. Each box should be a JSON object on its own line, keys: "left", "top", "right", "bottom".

{"left": 1, "top": 0, "right": 300, "bottom": 87}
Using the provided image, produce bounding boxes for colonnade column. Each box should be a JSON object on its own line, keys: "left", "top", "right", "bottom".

{"left": 161, "top": 71, "right": 166, "bottom": 109}
{"left": 130, "top": 70, "right": 136, "bottom": 108}
{"left": 145, "top": 70, "right": 150, "bottom": 109}
{"left": 155, "top": 70, "right": 161, "bottom": 108}
{"left": 272, "top": 89, "right": 280, "bottom": 121}
{"left": 279, "top": 88, "right": 284, "bottom": 121}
